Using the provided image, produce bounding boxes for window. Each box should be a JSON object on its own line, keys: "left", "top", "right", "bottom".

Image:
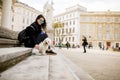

{"left": 115, "top": 26, "right": 119, "bottom": 30}
{"left": 98, "top": 26, "right": 102, "bottom": 30}
{"left": 98, "top": 33, "right": 102, "bottom": 40}
{"left": 73, "top": 20, "right": 75, "bottom": 25}
{"left": 72, "top": 37, "right": 74, "bottom": 42}
{"left": 115, "top": 33, "right": 119, "bottom": 39}
{"left": 106, "top": 26, "right": 110, "bottom": 32}
{"left": 59, "top": 29, "right": 61, "bottom": 34}
{"left": 66, "top": 37, "right": 67, "bottom": 41}
{"left": 106, "top": 33, "right": 110, "bottom": 39}
{"left": 115, "top": 18, "right": 119, "bottom": 22}
{"left": 69, "top": 37, "right": 71, "bottom": 41}
{"left": 69, "top": 28, "right": 72, "bottom": 33}
{"left": 66, "top": 28, "right": 68, "bottom": 33}
{"left": 70, "top": 14, "right": 71, "bottom": 18}
{"left": 106, "top": 18, "right": 110, "bottom": 22}
{"left": 97, "top": 18, "right": 102, "bottom": 22}
{"left": 89, "top": 17, "right": 93, "bottom": 21}
{"left": 73, "top": 27, "right": 75, "bottom": 33}
{"left": 70, "top": 21, "right": 71, "bottom": 25}
{"left": 12, "top": 16, "right": 14, "bottom": 22}
{"left": 63, "top": 16, "right": 64, "bottom": 20}
{"left": 66, "top": 15, "right": 68, "bottom": 19}
{"left": 66, "top": 22, "right": 68, "bottom": 26}
{"left": 62, "top": 29, "right": 64, "bottom": 34}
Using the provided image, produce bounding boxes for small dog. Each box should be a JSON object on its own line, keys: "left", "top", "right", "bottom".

{"left": 32, "top": 38, "right": 51, "bottom": 56}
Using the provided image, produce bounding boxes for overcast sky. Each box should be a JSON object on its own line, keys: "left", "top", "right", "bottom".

{"left": 19, "top": 0, "right": 120, "bottom": 15}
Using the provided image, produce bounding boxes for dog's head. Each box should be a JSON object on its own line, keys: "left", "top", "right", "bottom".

{"left": 43, "top": 38, "right": 51, "bottom": 46}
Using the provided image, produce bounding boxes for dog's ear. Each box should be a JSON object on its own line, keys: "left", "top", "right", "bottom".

{"left": 44, "top": 38, "right": 51, "bottom": 45}
{"left": 45, "top": 41, "right": 48, "bottom": 44}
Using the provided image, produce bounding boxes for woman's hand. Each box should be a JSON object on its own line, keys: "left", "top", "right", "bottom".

{"left": 41, "top": 28, "right": 45, "bottom": 33}
{"left": 35, "top": 44, "right": 39, "bottom": 49}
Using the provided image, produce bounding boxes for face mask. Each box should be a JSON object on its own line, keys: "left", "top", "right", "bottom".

{"left": 40, "top": 20, "right": 44, "bottom": 24}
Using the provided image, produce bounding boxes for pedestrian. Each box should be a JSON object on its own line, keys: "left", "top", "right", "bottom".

{"left": 66, "top": 41, "right": 70, "bottom": 49}
{"left": 72, "top": 44, "right": 76, "bottom": 48}
{"left": 88, "top": 42, "right": 93, "bottom": 49}
{"left": 24, "top": 14, "right": 55, "bottom": 54}
{"left": 59, "top": 40, "right": 62, "bottom": 49}
{"left": 98, "top": 43, "right": 102, "bottom": 49}
{"left": 82, "top": 36, "right": 88, "bottom": 53}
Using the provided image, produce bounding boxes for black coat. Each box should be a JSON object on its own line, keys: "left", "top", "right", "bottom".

{"left": 24, "top": 22, "right": 48, "bottom": 48}
{"left": 82, "top": 38, "right": 88, "bottom": 46}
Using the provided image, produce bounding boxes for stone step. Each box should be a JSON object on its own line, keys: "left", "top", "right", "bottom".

{"left": 0, "top": 56, "right": 49, "bottom": 80}
{"left": 0, "top": 47, "right": 32, "bottom": 72}
{"left": 0, "top": 48, "right": 94, "bottom": 80}
{"left": 0, "top": 27, "right": 18, "bottom": 40}
{"left": 0, "top": 55, "right": 79, "bottom": 80}
{"left": 0, "top": 38, "right": 19, "bottom": 48}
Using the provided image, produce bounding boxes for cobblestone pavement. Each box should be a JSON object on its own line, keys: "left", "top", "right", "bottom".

{"left": 57, "top": 48, "right": 120, "bottom": 80}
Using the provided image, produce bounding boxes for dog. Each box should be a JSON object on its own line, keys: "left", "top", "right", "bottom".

{"left": 32, "top": 38, "right": 51, "bottom": 56}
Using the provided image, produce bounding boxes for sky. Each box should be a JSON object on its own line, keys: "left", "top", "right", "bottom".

{"left": 19, "top": 0, "right": 120, "bottom": 16}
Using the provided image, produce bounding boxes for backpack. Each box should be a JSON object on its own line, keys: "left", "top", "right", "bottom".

{"left": 18, "top": 26, "right": 35, "bottom": 43}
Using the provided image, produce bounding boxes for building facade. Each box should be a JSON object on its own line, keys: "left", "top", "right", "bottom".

{"left": 80, "top": 11, "right": 120, "bottom": 48}
{"left": 0, "top": 1, "right": 42, "bottom": 31}
{"left": 54, "top": 4, "right": 120, "bottom": 48}
{"left": 53, "top": 5, "right": 87, "bottom": 46}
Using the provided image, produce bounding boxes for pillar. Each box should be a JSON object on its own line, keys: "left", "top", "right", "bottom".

{"left": 1, "top": 0, "right": 12, "bottom": 29}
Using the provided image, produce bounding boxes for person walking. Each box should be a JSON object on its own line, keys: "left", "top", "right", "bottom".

{"left": 59, "top": 40, "right": 62, "bottom": 49}
{"left": 66, "top": 41, "right": 70, "bottom": 49}
{"left": 82, "top": 36, "right": 88, "bottom": 53}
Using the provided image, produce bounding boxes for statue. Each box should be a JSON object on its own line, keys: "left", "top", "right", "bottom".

{"left": 43, "top": 0, "right": 54, "bottom": 43}
{"left": 43, "top": 0, "right": 54, "bottom": 30}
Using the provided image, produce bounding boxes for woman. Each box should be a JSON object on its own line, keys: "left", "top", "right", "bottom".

{"left": 82, "top": 36, "right": 88, "bottom": 53}
{"left": 25, "top": 14, "right": 55, "bottom": 54}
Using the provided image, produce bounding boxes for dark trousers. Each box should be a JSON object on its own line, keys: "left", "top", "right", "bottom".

{"left": 83, "top": 46, "right": 86, "bottom": 53}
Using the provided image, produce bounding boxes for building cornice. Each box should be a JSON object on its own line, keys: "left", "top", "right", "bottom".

{"left": 14, "top": 1, "right": 42, "bottom": 14}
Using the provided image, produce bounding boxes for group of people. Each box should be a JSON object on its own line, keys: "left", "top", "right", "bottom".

{"left": 19, "top": 14, "right": 89, "bottom": 54}
{"left": 58, "top": 36, "right": 88, "bottom": 53}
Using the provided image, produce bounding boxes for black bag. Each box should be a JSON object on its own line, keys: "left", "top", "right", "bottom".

{"left": 18, "top": 29, "right": 29, "bottom": 43}
{"left": 18, "top": 26, "right": 35, "bottom": 43}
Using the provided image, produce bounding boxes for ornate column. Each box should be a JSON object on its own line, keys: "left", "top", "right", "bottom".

{"left": 1, "top": 0, "right": 12, "bottom": 29}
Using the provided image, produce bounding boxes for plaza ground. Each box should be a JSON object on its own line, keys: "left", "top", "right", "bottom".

{"left": 57, "top": 48, "right": 120, "bottom": 80}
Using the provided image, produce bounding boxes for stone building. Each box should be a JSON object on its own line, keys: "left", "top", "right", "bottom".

{"left": 53, "top": 4, "right": 87, "bottom": 46}
{"left": 80, "top": 11, "right": 120, "bottom": 48}
{"left": 53, "top": 4, "right": 120, "bottom": 48}
{"left": 0, "top": 0, "right": 42, "bottom": 31}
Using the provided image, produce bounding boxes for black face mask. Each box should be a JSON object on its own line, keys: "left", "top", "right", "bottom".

{"left": 40, "top": 20, "right": 44, "bottom": 24}
{"left": 41, "top": 23, "right": 44, "bottom": 26}
{"left": 39, "top": 20, "right": 44, "bottom": 26}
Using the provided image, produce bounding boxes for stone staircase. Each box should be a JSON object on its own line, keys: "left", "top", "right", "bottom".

{"left": 0, "top": 48, "right": 95, "bottom": 80}
{"left": 0, "top": 27, "right": 94, "bottom": 80}
{"left": 0, "top": 47, "right": 32, "bottom": 73}
{"left": 0, "top": 27, "right": 19, "bottom": 48}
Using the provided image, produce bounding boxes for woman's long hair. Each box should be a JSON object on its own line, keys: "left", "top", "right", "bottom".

{"left": 35, "top": 14, "right": 47, "bottom": 29}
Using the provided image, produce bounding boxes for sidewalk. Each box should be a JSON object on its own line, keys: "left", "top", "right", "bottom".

{"left": 58, "top": 48, "right": 120, "bottom": 80}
